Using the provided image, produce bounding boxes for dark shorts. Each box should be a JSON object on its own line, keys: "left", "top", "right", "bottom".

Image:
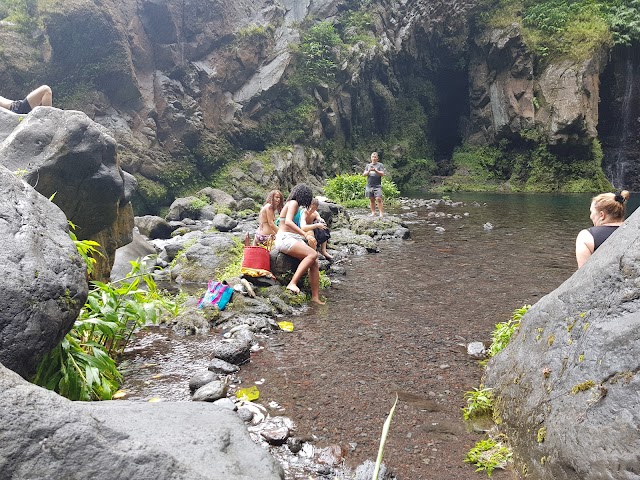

{"left": 9, "top": 99, "right": 32, "bottom": 115}
{"left": 365, "top": 185, "right": 383, "bottom": 198}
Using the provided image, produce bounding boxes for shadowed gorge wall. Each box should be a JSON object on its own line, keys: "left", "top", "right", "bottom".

{"left": 599, "top": 44, "right": 640, "bottom": 191}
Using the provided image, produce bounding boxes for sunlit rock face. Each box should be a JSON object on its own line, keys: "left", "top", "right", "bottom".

{"left": 468, "top": 23, "right": 606, "bottom": 147}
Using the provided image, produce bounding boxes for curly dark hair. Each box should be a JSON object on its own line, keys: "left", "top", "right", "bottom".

{"left": 286, "top": 184, "right": 313, "bottom": 208}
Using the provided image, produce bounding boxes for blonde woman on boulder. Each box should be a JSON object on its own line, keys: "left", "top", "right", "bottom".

{"left": 575, "top": 190, "right": 629, "bottom": 268}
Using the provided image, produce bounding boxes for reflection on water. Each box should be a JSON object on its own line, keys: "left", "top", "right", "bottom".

{"left": 118, "top": 193, "right": 639, "bottom": 479}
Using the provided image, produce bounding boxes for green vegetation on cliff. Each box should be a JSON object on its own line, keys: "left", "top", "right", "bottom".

{"left": 435, "top": 138, "right": 611, "bottom": 193}
{"left": 479, "top": 0, "right": 640, "bottom": 62}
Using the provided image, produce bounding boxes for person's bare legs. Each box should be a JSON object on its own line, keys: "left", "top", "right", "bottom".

{"left": 307, "top": 259, "right": 325, "bottom": 304}
{"left": 320, "top": 242, "right": 332, "bottom": 261}
{"left": 284, "top": 241, "right": 325, "bottom": 303}
{"left": 26, "top": 85, "right": 52, "bottom": 109}
{"left": 369, "top": 196, "right": 376, "bottom": 216}
{"left": 376, "top": 196, "right": 384, "bottom": 217}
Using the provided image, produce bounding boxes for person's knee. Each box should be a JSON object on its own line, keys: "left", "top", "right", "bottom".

{"left": 41, "top": 85, "right": 52, "bottom": 94}
{"left": 308, "top": 250, "right": 319, "bottom": 261}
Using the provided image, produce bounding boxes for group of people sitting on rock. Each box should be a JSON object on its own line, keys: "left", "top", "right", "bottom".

{"left": 0, "top": 85, "right": 53, "bottom": 114}
{"left": 254, "top": 184, "right": 332, "bottom": 305}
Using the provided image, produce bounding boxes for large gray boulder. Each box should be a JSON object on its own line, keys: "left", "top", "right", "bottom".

{"left": 0, "top": 107, "right": 135, "bottom": 280}
{"left": 0, "top": 107, "right": 129, "bottom": 239}
{"left": 0, "top": 363, "right": 284, "bottom": 479}
{"left": 484, "top": 210, "right": 640, "bottom": 479}
{"left": 0, "top": 165, "right": 88, "bottom": 378}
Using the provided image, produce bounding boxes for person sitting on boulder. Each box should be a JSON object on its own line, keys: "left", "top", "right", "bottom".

{"left": 301, "top": 198, "right": 332, "bottom": 261}
{"left": 274, "top": 184, "right": 325, "bottom": 304}
{"left": 575, "top": 190, "right": 629, "bottom": 268}
{"left": 0, "top": 85, "right": 53, "bottom": 114}
{"left": 254, "top": 190, "right": 284, "bottom": 248}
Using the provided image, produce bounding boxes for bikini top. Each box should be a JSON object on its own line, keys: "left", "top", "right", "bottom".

{"left": 275, "top": 208, "right": 301, "bottom": 227}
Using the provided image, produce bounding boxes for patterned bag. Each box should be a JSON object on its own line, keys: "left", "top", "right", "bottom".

{"left": 198, "top": 280, "right": 233, "bottom": 310}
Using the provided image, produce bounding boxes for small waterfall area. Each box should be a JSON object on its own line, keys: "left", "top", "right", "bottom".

{"left": 600, "top": 45, "right": 640, "bottom": 190}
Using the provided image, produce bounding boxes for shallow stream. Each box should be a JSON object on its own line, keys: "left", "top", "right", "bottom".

{"left": 119, "top": 193, "right": 637, "bottom": 479}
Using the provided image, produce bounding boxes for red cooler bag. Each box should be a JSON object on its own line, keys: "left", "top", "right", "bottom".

{"left": 241, "top": 246, "right": 272, "bottom": 277}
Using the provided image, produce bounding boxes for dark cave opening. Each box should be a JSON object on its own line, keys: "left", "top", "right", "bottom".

{"left": 432, "top": 65, "right": 469, "bottom": 175}
{"left": 395, "top": 35, "right": 470, "bottom": 177}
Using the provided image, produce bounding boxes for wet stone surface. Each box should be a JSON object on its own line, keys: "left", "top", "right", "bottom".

{"left": 119, "top": 195, "right": 585, "bottom": 479}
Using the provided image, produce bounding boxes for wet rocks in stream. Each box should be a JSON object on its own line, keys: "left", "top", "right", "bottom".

{"left": 115, "top": 196, "right": 473, "bottom": 479}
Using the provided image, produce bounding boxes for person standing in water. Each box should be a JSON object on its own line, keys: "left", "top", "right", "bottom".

{"left": 575, "top": 190, "right": 629, "bottom": 268}
{"left": 363, "top": 151, "right": 385, "bottom": 217}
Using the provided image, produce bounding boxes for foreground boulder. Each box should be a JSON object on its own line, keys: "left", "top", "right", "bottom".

{"left": 0, "top": 166, "right": 88, "bottom": 378}
{"left": 0, "top": 107, "right": 135, "bottom": 280}
{"left": 484, "top": 210, "right": 640, "bottom": 479}
{"left": 0, "top": 363, "right": 284, "bottom": 479}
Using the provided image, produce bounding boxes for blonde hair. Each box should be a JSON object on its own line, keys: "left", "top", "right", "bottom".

{"left": 592, "top": 190, "right": 630, "bottom": 220}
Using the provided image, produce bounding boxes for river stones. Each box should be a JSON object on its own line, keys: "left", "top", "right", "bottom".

{"left": 189, "top": 370, "right": 219, "bottom": 391}
{"left": 208, "top": 358, "right": 240, "bottom": 374}
{"left": 192, "top": 380, "right": 227, "bottom": 402}
{"left": 210, "top": 339, "right": 251, "bottom": 365}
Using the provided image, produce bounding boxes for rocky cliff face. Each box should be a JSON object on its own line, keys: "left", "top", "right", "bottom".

{"left": 468, "top": 24, "right": 606, "bottom": 147}
{"left": 599, "top": 45, "right": 640, "bottom": 191}
{"left": 0, "top": 0, "right": 623, "bottom": 207}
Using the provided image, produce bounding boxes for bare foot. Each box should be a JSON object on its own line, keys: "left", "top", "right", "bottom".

{"left": 311, "top": 297, "right": 326, "bottom": 305}
{"left": 286, "top": 284, "right": 300, "bottom": 294}
{"left": 369, "top": 212, "right": 376, "bottom": 216}
{"left": 379, "top": 213, "right": 384, "bottom": 217}
{"left": 322, "top": 252, "right": 333, "bottom": 261}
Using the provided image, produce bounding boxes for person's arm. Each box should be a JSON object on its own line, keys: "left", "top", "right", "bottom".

{"left": 363, "top": 164, "right": 371, "bottom": 176}
{"left": 301, "top": 211, "right": 326, "bottom": 231}
{"left": 374, "top": 164, "right": 385, "bottom": 177}
{"left": 575, "top": 229, "right": 595, "bottom": 268}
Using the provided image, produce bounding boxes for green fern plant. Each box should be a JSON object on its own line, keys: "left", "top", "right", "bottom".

{"left": 33, "top": 260, "right": 178, "bottom": 400}
{"left": 486, "top": 304, "right": 531, "bottom": 358}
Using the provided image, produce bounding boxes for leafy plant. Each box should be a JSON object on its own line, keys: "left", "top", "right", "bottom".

{"left": 68, "top": 221, "right": 103, "bottom": 275}
{"left": 465, "top": 438, "right": 512, "bottom": 476}
{"left": 605, "top": 0, "right": 640, "bottom": 46}
{"left": 33, "top": 260, "right": 178, "bottom": 400}
{"left": 486, "top": 304, "right": 531, "bottom": 357}
{"left": 291, "top": 21, "right": 343, "bottom": 87}
{"left": 324, "top": 173, "right": 400, "bottom": 207}
{"left": 462, "top": 387, "right": 494, "bottom": 420}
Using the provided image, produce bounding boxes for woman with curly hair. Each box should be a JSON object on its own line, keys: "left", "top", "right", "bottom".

{"left": 254, "top": 190, "right": 284, "bottom": 248}
{"left": 275, "top": 184, "right": 325, "bottom": 304}
{"left": 575, "top": 190, "right": 629, "bottom": 268}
